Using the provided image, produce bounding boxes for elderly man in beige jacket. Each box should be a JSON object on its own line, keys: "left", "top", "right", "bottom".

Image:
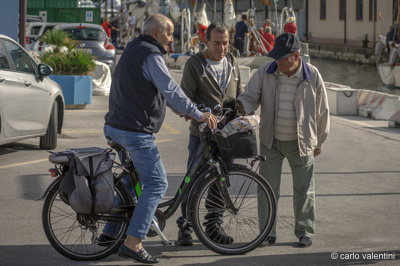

{"left": 238, "top": 33, "right": 330, "bottom": 248}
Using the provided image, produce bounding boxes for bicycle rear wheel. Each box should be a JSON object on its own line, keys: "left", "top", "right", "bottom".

{"left": 189, "top": 167, "right": 276, "bottom": 255}
{"left": 42, "top": 179, "right": 131, "bottom": 260}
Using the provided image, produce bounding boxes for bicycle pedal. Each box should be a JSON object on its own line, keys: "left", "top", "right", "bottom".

{"left": 161, "top": 240, "right": 175, "bottom": 246}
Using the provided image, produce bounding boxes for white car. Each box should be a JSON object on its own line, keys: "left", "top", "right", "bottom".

{"left": 25, "top": 22, "right": 58, "bottom": 51}
{"left": 0, "top": 34, "right": 64, "bottom": 149}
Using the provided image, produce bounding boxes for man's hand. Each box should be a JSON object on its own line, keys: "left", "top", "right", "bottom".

{"left": 314, "top": 149, "right": 321, "bottom": 157}
{"left": 200, "top": 112, "right": 218, "bottom": 129}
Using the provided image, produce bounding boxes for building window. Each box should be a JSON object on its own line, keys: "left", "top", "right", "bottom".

{"left": 320, "top": 0, "right": 326, "bottom": 20}
{"left": 356, "top": 0, "right": 363, "bottom": 21}
{"left": 339, "top": 0, "right": 346, "bottom": 21}
{"left": 369, "top": 0, "right": 376, "bottom": 21}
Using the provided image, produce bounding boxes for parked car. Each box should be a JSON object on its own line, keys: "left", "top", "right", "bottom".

{"left": 0, "top": 34, "right": 64, "bottom": 149}
{"left": 25, "top": 22, "right": 58, "bottom": 51}
{"left": 34, "top": 23, "right": 116, "bottom": 72}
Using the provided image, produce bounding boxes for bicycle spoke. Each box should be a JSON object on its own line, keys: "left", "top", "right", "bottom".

{"left": 43, "top": 183, "right": 130, "bottom": 260}
{"left": 191, "top": 168, "right": 276, "bottom": 255}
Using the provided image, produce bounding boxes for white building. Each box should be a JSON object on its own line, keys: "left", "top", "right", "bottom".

{"left": 307, "top": 0, "right": 397, "bottom": 48}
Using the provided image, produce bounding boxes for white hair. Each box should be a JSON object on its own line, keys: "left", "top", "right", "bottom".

{"left": 142, "top": 14, "right": 172, "bottom": 35}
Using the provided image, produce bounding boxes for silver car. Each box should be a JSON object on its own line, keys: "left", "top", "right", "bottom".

{"left": 0, "top": 34, "right": 64, "bottom": 149}
{"left": 35, "top": 23, "right": 116, "bottom": 72}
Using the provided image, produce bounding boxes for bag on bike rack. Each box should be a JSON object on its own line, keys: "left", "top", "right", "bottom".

{"left": 59, "top": 147, "right": 115, "bottom": 214}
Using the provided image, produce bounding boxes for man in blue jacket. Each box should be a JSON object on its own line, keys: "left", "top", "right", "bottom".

{"left": 103, "top": 14, "right": 217, "bottom": 264}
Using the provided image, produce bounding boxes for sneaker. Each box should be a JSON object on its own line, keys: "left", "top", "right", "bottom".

{"left": 96, "top": 234, "right": 116, "bottom": 247}
{"left": 298, "top": 236, "right": 312, "bottom": 248}
{"left": 206, "top": 225, "right": 234, "bottom": 244}
{"left": 177, "top": 227, "right": 193, "bottom": 246}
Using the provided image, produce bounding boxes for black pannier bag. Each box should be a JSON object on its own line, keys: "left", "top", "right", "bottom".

{"left": 58, "top": 147, "right": 115, "bottom": 214}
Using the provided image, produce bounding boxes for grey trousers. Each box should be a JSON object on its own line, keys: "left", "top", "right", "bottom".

{"left": 258, "top": 139, "right": 315, "bottom": 239}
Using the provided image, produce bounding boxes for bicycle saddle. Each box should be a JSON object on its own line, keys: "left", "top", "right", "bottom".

{"left": 107, "top": 138, "right": 124, "bottom": 152}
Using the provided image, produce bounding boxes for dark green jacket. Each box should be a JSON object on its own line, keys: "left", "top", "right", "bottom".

{"left": 181, "top": 52, "right": 243, "bottom": 136}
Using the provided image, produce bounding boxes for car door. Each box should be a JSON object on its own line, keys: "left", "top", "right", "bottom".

{"left": 0, "top": 42, "right": 21, "bottom": 138}
{"left": 0, "top": 38, "right": 50, "bottom": 137}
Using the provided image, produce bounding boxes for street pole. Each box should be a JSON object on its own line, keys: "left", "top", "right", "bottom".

{"left": 372, "top": 0, "right": 376, "bottom": 47}
{"left": 111, "top": 0, "right": 114, "bottom": 18}
{"left": 104, "top": 0, "right": 108, "bottom": 17}
{"left": 344, "top": 0, "right": 347, "bottom": 44}
{"left": 214, "top": 0, "right": 217, "bottom": 22}
{"left": 222, "top": 0, "right": 224, "bottom": 22}
{"left": 19, "top": 0, "right": 26, "bottom": 48}
{"left": 305, "top": 0, "right": 309, "bottom": 41}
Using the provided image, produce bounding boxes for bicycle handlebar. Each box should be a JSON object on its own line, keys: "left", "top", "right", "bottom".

{"left": 196, "top": 103, "right": 234, "bottom": 130}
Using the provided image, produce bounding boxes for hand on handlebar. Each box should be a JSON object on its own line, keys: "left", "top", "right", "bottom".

{"left": 200, "top": 112, "right": 218, "bottom": 129}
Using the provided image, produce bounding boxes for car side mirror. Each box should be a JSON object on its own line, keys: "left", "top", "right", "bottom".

{"left": 38, "top": 64, "right": 53, "bottom": 76}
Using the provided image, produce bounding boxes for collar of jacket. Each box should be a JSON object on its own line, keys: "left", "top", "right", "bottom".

{"left": 195, "top": 52, "right": 237, "bottom": 87}
{"left": 138, "top": 34, "right": 167, "bottom": 54}
{"left": 266, "top": 59, "right": 311, "bottom": 81}
{"left": 195, "top": 52, "right": 235, "bottom": 66}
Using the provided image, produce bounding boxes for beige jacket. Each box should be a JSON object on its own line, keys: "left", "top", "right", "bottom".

{"left": 238, "top": 60, "right": 330, "bottom": 157}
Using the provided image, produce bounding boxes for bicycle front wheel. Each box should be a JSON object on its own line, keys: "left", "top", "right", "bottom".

{"left": 42, "top": 179, "right": 131, "bottom": 261}
{"left": 189, "top": 167, "right": 276, "bottom": 255}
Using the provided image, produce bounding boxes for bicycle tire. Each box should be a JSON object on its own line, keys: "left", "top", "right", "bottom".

{"left": 42, "top": 179, "right": 131, "bottom": 261}
{"left": 189, "top": 167, "right": 276, "bottom": 255}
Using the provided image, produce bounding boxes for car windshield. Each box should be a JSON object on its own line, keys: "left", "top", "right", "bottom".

{"left": 30, "top": 26, "right": 41, "bottom": 35}
{"left": 63, "top": 27, "right": 106, "bottom": 41}
{"left": 42, "top": 25, "right": 55, "bottom": 35}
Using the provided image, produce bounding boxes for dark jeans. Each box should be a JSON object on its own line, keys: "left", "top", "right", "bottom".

{"left": 234, "top": 37, "right": 245, "bottom": 56}
{"left": 177, "top": 134, "right": 232, "bottom": 231}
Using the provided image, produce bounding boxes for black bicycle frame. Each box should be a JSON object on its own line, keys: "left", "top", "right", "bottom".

{"left": 108, "top": 129, "right": 240, "bottom": 221}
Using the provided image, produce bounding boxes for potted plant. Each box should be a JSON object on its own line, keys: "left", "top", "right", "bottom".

{"left": 39, "top": 29, "right": 96, "bottom": 108}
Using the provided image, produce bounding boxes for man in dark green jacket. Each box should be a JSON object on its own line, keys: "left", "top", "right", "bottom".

{"left": 177, "top": 21, "right": 243, "bottom": 246}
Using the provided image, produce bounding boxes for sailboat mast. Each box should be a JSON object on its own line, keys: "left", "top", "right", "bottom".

{"left": 397, "top": 0, "right": 400, "bottom": 25}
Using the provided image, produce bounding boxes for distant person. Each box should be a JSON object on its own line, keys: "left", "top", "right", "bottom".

{"left": 284, "top": 17, "right": 297, "bottom": 34}
{"left": 263, "top": 18, "right": 274, "bottom": 34}
{"left": 263, "top": 18, "right": 272, "bottom": 28}
{"left": 195, "top": 22, "right": 208, "bottom": 51}
{"left": 101, "top": 17, "right": 112, "bottom": 37}
{"left": 110, "top": 17, "right": 120, "bottom": 46}
{"left": 386, "top": 25, "right": 400, "bottom": 55}
{"left": 262, "top": 26, "right": 275, "bottom": 52}
{"left": 234, "top": 14, "right": 249, "bottom": 56}
{"left": 127, "top": 12, "right": 137, "bottom": 39}
{"left": 238, "top": 33, "right": 330, "bottom": 248}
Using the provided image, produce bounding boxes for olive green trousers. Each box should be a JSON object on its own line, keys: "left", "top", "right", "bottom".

{"left": 258, "top": 139, "right": 315, "bottom": 239}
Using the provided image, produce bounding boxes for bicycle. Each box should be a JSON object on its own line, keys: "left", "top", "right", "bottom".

{"left": 40, "top": 104, "right": 277, "bottom": 261}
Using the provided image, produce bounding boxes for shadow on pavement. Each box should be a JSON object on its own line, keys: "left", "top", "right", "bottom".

{"left": 0, "top": 142, "right": 39, "bottom": 155}
{"left": 17, "top": 173, "right": 49, "bottom": 200}
{"left": 179, "top": 250, "right": 400, "bottom": 266}
{"left": 0, "top": 245, "right": 398, "bottom": 265}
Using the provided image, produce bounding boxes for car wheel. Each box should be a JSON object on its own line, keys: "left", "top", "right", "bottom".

{"left": 40, "top": 101, "right": 58, "bottom": 150}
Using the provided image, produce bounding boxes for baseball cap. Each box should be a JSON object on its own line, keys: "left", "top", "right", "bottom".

{"left": 268, "top": 33, "right": 300, "bottom": 60}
